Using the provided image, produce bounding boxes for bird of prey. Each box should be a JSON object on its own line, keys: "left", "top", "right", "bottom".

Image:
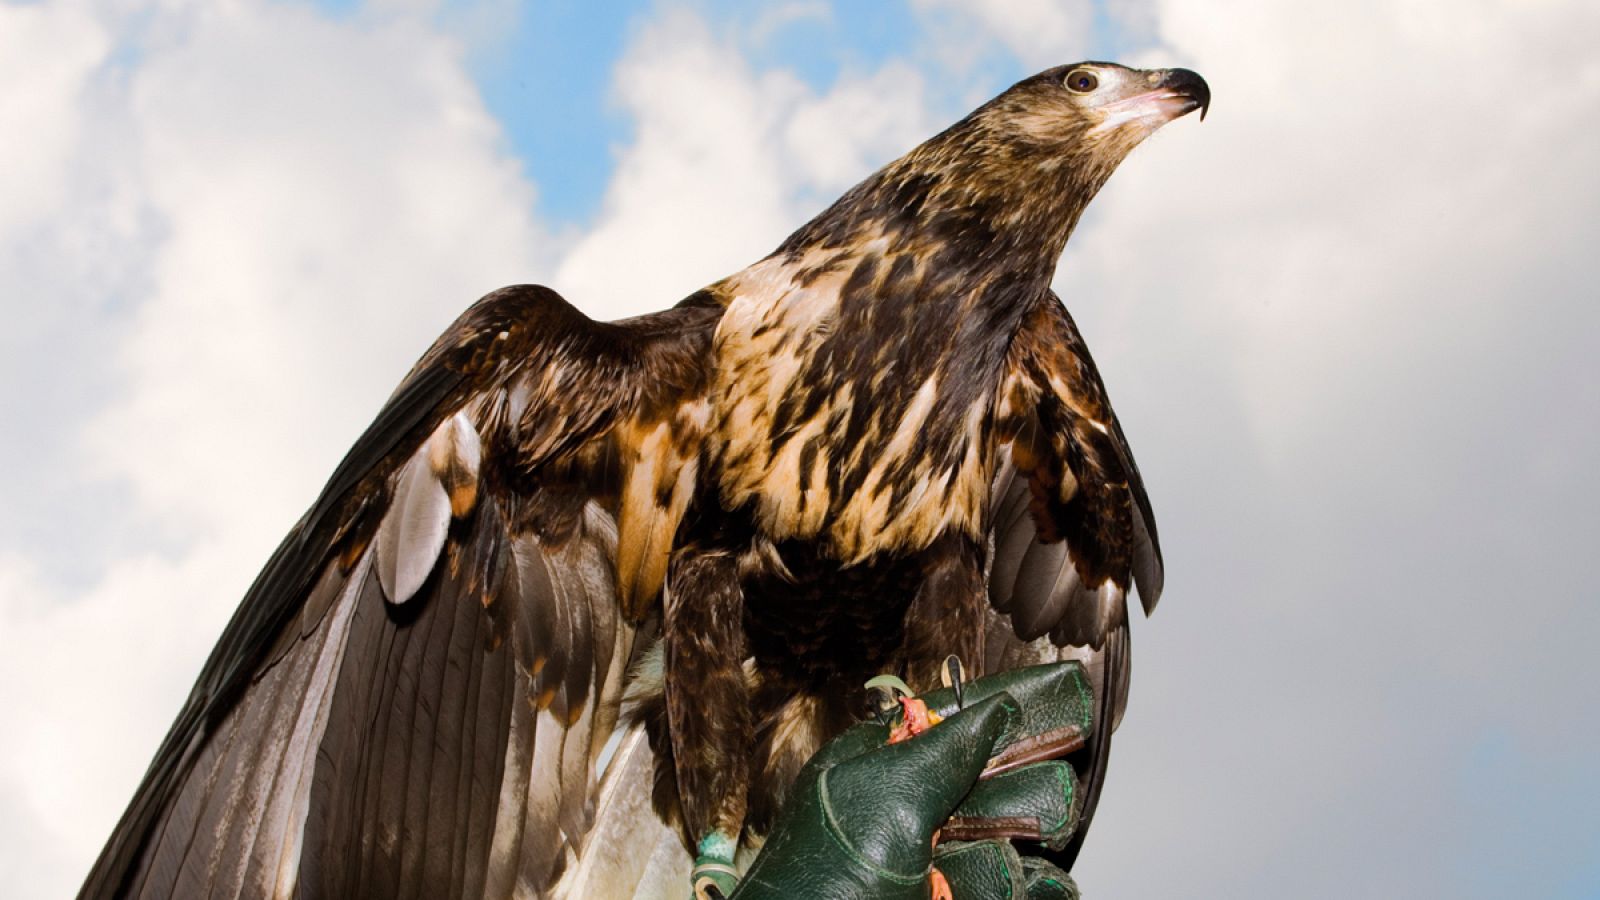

{"left": 82, "top": 61, "right": 1207, "bottom": 899}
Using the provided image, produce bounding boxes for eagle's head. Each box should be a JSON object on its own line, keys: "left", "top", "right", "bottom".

{"left": 984, "top": 62, "right": 1209, "bottom": 161}
{"left": 902, "top": 61, "right": 1210, "bottom": 265}
{"left": 955, "top": 62, "right": 1209, "bottom": 205}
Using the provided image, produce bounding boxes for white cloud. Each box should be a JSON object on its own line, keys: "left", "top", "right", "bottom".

{"left": 553, "top": 9, "right": 937, "bottom": 315}
{"left": 912, "top": 0, "right": 1095, "bottom": 71}
{"left": 0, "top": 3, "right": 109, "bottom": 240}
{"left": 0, "top": 545, "right": 253, "bottom": 897}
{"left": 747, "top": 0, "right": 833, "bottom": 47}
{"left": 92, "top": 1, "right": 548, "bottom": 534}
{"left": 553, "top": 10, "right": 807, "bottom": 314}
{"left": 780, "top": 59, "right": 935, "bottom": 195}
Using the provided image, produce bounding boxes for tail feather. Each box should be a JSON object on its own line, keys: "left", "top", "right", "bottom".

{"left": 1054, "top": 623, "right": 1128, "bottom": 869}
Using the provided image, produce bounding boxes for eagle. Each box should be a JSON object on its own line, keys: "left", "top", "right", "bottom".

{"left": 82, "top": 61, "right": 1207, "bottom": 899}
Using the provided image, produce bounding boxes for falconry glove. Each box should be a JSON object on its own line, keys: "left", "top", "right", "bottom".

{"left": 722, "top": 661, "right": 1094, "bottom": 900}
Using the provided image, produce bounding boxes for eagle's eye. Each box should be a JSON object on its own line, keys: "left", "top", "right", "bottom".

{"left": 1065, "top": 69, "right": 1099, "bottom": 93}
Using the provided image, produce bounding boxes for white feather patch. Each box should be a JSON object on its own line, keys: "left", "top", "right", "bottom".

{"left": 375, "top": 442, "right": 451, "bottom": 606}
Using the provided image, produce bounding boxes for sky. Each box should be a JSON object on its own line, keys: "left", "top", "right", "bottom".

{"left": 1, "top": 0, "right": 1597, "bottom": 897}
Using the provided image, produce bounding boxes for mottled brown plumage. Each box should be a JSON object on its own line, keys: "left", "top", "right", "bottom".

{"left": 82, "top": 62, "right": 1206, "bottom": 899}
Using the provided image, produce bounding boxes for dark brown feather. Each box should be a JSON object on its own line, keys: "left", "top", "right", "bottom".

{"left": 997, "top": 291, "right": 1164, "bottom": 647}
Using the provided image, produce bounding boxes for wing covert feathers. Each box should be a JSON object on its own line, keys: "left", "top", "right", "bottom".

{"left": 989, "top": 291, "right": 1163, "bottom": 654}
{"left": 82, "top": 285, "right": 719, "bottom": 899}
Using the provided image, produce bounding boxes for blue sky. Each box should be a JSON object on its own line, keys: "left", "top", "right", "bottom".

{"left": 461, "top": 0, "right": 655, "bottom": 222}
{"left": 1, "top": 1, "right": 1598, "bottom": 897}
{"left": 467, "top": 1, "right": 984, "bottom": 225}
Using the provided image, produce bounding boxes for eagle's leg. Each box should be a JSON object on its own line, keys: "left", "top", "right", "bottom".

{"left": 664, "top": 550, "right": 752, "bottom": 885}
{"left": 898, "top": 534, "right": 988, "bottom": 690}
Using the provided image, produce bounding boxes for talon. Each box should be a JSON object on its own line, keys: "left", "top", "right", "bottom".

{"left": 867, "top": 672, "right": 915, "bottom": 726}
{"left": 865, "top": 673, "right": 915, "bottom": 698}
{"left": 940, "top": 655, "right": 966, "bottom": 708}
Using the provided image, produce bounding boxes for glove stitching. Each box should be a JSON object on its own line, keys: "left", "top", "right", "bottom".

{"left": 1042, "top": 764, "right": 1074, "bottom": 833}
{"left": 1070, "top": 673, "right": 1093, "bottom": 731}
{"left": 936, "top": 843, "right": 1016, "bottom": 899}
{"left": 816, "top": 767, "right": 929, "bottom": 886}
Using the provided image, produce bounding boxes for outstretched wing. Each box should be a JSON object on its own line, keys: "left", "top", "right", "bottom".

{"left": 986, "top": 289, "right": 1164, "bottom": 866}
{"left": 81, "top": 285, "right": 722, "bottom": 900}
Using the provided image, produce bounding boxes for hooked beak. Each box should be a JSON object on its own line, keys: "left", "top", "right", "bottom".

{"left": 1157, "top": 67, "right": 1211, "bottom": 122}
{"left": 1093, "top": 67, "right": 1212, "bottom": 134}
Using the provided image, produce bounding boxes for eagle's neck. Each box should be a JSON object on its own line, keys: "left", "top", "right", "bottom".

{"left": 778, "top": 119, "right": 1108, "bottom": 289}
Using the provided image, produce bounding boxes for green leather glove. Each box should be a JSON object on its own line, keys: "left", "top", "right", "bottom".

{"left": 726, "top": 662, "right": 1093, "bottom": 900}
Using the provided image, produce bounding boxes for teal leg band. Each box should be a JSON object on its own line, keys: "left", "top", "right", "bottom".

{"left": 692, "top": 831, "right": 739, "bottom": 899}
